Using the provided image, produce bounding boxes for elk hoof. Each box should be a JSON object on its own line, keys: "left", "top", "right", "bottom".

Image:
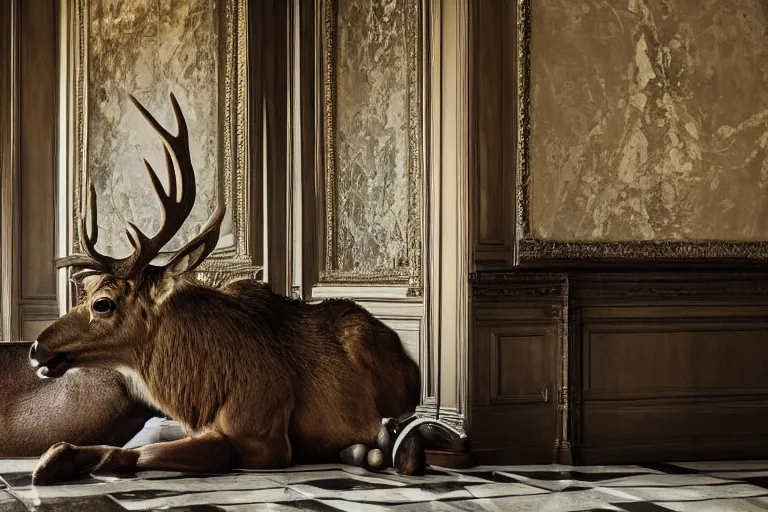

{"left": 31, "top": 442, "right": 133, "bottom": 485}
{"left": 91, "top": 448, "right": 139, "bottom": 478}
{"left": 32, "top": 442, "right": 83, "bottom": 485}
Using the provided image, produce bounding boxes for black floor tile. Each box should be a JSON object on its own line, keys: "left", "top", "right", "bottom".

{"left": 617, "top": 503, "right": 678, "bottom": 512}
{"left": 567, "top": 471, "right": 650, "bottom": 482}
{"left": 452, "top": 471, "right": 519, "bottom": 483}
{"left": 296, "top": 477, "right": 395, "bottom": 491}
{"left": 740, "top": 476, "right": 768, "bottom": 490}
{"left": 110, "top": 489, "right": 187, "bottom": 502}
{"left": 271, "top": 500, "right": 348, "bottom": 511}
{"left": 638, "top": 463, "right": 699, "bottom": 475}
{"left": 155, "top": 506, "right": 228, "bottom": 512}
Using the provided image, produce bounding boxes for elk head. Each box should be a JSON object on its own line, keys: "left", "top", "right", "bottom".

{"left": 29, "top": 93, "right": 225, "bottom": 379}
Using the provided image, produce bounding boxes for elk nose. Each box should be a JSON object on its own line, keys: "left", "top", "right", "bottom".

{"left": 29, "top": 341, "right": 55, "bottom": 368}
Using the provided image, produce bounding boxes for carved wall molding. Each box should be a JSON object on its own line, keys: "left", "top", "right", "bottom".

{"left": 557, "top": 277, "right": 570, "bottom": 464}
{"left": 519, "top": 239, "right": 768, "bottom": 263}
{"left": 514, "top": 0, "right": 531, "bottom": 258}
{"left": 452, "top": 0, "right": 472, "bottom": 434}
{"left": 569, "top": 272, "right": 768, "bottom": 301}
{"left": 471, "top": 272, "right": 568, "bottom": 300}
{"left": 416, "top": 398, "right": 438, "bottom": 420}
{"left": 61, "top": 0, "right": 260, "bottom": 306}
{"left": 514, "top": 0, "right": 768, "bottom": 263}
{"left": 0, "top": 0, "right": 19, "bottom": 339}
{"left": 420, "top": 0, "right": 473, "bottom": 431}
{"left": 422, "top": 0, "right": 441, "bottom": 412}
{"left": 317, "top": 0, "right": 424, "bottom": 295}
{"left": 437, "top": 407, "right": 467, "bottom": 436}
{"left": 567, "top": 297, "right": 583, "bottom": 460}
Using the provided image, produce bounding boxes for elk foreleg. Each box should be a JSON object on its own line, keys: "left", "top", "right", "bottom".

{"left": 32, "top": 431, "right": 235, "bottom": 485}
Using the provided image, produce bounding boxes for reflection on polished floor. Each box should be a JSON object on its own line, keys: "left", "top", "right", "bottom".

{"left": 3, "top": 458, "right": 768, "bottom": 511}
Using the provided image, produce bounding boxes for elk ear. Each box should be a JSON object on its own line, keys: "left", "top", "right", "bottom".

{"left": 164, "top": 237, "right": 217, "bottom": 277}
{"left": 163, "top": 207, "right": 225, "bottom": 277}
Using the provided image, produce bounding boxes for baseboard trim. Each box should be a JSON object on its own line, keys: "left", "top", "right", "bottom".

{"left": 471, "top": 446, "right": 560, "bottom": 466}
{"left": 427, "top": 449, "right": 475, "bottom": 470}
{"left": 577, "top": 439, "right": 768, "bottom": 466}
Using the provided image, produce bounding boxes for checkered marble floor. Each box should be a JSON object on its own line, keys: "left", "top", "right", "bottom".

{"left": 3, "top": 459, "right": 768, "bottom": 511}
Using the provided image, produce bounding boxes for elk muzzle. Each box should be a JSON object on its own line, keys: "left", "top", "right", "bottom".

{"left": 29, "top": 341, "right": 71, "bottom": 379}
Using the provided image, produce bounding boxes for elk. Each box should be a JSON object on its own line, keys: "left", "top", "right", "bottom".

{"left": 28, "top": 93, "right": 424, "bottom": 485}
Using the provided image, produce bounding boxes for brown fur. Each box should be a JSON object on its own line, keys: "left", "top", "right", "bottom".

{"left": 0, "top": 343, "right": 154, "bottom": 456}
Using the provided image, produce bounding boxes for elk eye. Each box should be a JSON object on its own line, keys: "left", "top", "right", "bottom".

{"left": 92, "top": 298, "right": 115, "bottom": 315}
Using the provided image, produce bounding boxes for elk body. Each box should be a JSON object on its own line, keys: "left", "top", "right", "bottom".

{"left": 28, "top": 94, "right": 423, "bottom": 485}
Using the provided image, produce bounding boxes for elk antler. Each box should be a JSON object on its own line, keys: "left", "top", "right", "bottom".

{"left": 58, "top": 93, "right": 225, "bottom": 279}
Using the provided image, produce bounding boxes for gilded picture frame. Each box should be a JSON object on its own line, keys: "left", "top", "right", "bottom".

{"left": 317, "top": 0, "right": 423, "bottom": 295}
{"left": 515, "top": 0, "right": 768, "bottom": 263}
{"left": 64, "top": 0, "right": 260, "bottom": 299}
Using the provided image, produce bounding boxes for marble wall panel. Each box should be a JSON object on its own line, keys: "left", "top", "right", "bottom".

{"left": 87, "top": 0, "right": 226, "bottom": 256}
{"left": 529, "top": 0, "right": 768, "bottom": 242}
{"left": 324, "top": 0, "right": 421, "bottom": 287}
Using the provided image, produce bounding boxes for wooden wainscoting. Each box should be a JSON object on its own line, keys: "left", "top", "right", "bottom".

{"left": 570, "top": 273, "right": 768, "bottom": 465}
{"left": 470, "top": 273, "right": 569, "bottom": 464}
{"left": 470, "top": 271, "right": 768, "bottom": 466}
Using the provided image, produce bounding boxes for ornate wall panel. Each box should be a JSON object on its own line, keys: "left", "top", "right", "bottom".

{"left": 19, "top": 0, "right": 59, "bottom": 339}
{"left": 67, "top": 0, "right": 259, "bottom": 294}
{"left": 516, "top": 0, "right": 768, "bottom": 262}
{"left": 0, "top": 0, "right": 61, "bottom": 340}
{"left": 319, "top": 0, "right": 423, "bottom": 294}
{"left": 472, "top": 0, "right": 515, "bottom": 267}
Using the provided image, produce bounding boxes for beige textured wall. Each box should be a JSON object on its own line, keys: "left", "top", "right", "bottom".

{"left": 87, "top": 0, "right": 225, "bottom": 257}
{"left": 529, "top": 0, "right": 768, "bottom": 242}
